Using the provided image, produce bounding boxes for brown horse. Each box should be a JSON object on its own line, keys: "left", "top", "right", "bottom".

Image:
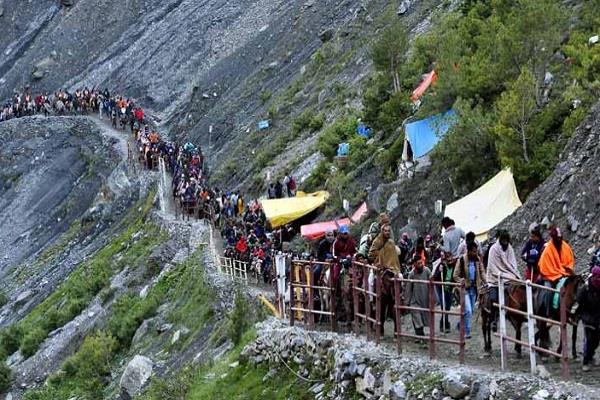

{"left": 375, "top": 269, "right": 397, "bottom": 336}
{"left": 480, "top": 284, "right": 527, "bottom": 356}
{"left": 535, "top": 275, "right": 584, "bottom": 359}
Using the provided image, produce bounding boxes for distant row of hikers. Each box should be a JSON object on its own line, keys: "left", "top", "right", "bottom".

{"left": 1, "top": 87, "right": 145, "bottom": 131}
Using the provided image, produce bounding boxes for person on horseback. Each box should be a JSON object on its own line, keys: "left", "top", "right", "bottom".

{"left": 521, "top": 228, "right": 544, "bottom": 282}
{"left": 577, "top": 266, "right": 600, "bottom": 371}
{"left": 486, "top": 230, "right": 521, "bottom": 331}
{"left": 454, "top": 242, "right": 487, "bottom": 338}
{"left": 538, "top": 227, "right": 574, "bottom": 316}
{"left": 405, "top": 255, "right": 431, "bottom": 337}
{"left": 332, "top": 225, "right": 356, "bottom": 283}
{"left": 315, "top": 229, "right": 335, "bottom": 283}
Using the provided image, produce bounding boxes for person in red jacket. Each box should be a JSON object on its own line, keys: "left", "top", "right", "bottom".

{"left": 332, "top": 225, "right": 356, "bottom": 285}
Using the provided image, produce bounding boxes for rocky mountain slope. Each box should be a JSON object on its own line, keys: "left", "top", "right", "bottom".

{"left": 502, "top": 99, "right": 600, "bottom": 270}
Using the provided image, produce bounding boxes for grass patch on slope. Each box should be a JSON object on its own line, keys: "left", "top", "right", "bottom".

{"left": 23, "top": 250, "right": 213, "bottom": 400}
{"left": 0, "top": 193, "right": 159, "bottom": 362}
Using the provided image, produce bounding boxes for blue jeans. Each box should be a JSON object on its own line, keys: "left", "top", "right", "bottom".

{"left": 464, "top": 286, "right": 477, "bottom": 336}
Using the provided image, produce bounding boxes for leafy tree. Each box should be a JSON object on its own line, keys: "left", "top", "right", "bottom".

{"left": 431, "top": 98, "right": 500, "bottom": 193}
{"left": 371, "top": 23, "right": 408, "bottom": 92}
{"left": 495, "top": 0, "right": 567, "bottom": 106}
{"left": 494, "top": 67, "right": 538, "bottom": 164}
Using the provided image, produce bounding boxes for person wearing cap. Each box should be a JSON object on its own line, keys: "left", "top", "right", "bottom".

{"left": 404, "top": 255, "right": 431, "bottom": 337}
{"left": 332, "top": 225, "right": 356, "bottom": 260}
{"left": 578, "top": 266, "right": 600, "bottom": 371}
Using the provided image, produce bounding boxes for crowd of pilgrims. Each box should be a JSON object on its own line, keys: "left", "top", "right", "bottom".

{"left": 1, "top": 87, "right": 144, "bottom": 127}
{"left": 5, "top": 86, "right": 600, "bottom": 370}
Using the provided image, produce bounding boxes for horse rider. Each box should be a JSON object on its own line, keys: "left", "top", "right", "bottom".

{"left": 368, "top": 223, "right": 401, "bottom": 274}
{"left": 332, "top": 225, "right": 356, "bottom": 287}
{"left": 486, "top": 230, "right": 521, "bottom": 331}
{"left": 538, "top": 227, "right": 574, "bottom": 316}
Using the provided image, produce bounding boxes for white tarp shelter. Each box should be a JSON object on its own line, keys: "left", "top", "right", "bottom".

{"left": 444, "top": 169, "right": 522, "bottom": 241}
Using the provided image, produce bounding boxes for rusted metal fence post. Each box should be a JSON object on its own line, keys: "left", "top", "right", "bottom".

{"left": 375, "top": 270, "right": 382, "bottom": 345}
{"left": 307, "top": 265, "right": 315, "bottom": 330}
{"left": 363, "top": 266, "right": 371, "bottom": 340}
{"left": 560, "top": 287, "right": 570, "bottom": 379}
{"left": 394, "top": 274, "right": 402, "bottom": 354}
{"left": 428, "top": 278, "right": 435, "bottom": 360}
{"left": 352, "top": 262, "right": 360, "bottom": 335}
{"left": 330, "top": 264, "right": 337, "bottom": 333}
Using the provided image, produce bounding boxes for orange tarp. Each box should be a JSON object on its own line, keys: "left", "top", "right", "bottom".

{"left": 411, "top": 70, "right": 437, "bottom": 103}
{"left": 300, "top": 202, "right": 368, "bottom": 241}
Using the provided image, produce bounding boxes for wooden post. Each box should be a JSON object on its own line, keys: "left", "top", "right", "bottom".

{"left": 498, "top": 275, "right": 507, "bottom": 371}
{"left": 459, "top": 280, "right": 465, "bottom": 364}
{"left": 428, "top": 279, "right": 436, "bottom": 360}
{"left": 394, "top": 274, "right": 402, "bottom": 354}
{"left": 560, "top": 287, "right": 570, "bottom": 379}
{"left": 525, "top": 280, "right": 537, "bottom": 374}
{"left": 352, "top": 262, "right": 360, "bottom": 335}
{"left": 364, "top": 266, "right": 371, "bottom": 340}
{"left": 375, "top": 270, "right": 382, "bottom": 345}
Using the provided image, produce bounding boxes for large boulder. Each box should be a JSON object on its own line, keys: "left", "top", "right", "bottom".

{"left": 442, "top": 373, "right": 470, "bottom": 399}
{"left": 119, "top": 355, "right": 153, "bottom": 399}
{"left": 31, "top": 57, "right": 56, "bottom": 80}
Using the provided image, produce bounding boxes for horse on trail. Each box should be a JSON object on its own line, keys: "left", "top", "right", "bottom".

{"left": 480, "top": 283, "right": 527, "bottom": 356}
{"left": 535, "top": 274, "right": 584, "bottom": 359}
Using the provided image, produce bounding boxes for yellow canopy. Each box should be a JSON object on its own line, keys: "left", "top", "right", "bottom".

{"left": 444, "top": 169, "right": 522, "bottom": 241}
{"left": 261, "top": 191, "right": 330, "bottom": 228}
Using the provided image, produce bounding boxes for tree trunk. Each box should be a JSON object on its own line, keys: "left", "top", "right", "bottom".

{"left": 520, "top": 127, "right": 529, "bottom": 163}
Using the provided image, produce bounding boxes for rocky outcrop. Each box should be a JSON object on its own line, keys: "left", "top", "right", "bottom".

{"left": 120, "top": 355, "right": 153, "bottom": 399}
{"left": 501, "top": 100, "right": 600, "bottom": 270}
{"left": 243, "top": 318, "right": 598, "bottom": 399}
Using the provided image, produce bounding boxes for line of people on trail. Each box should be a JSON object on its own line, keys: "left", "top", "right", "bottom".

{"left": 280, "top": 212, "right": 600, "bottom": 371}
{"left": 1, "top": 87, "right": 145, "bottom": 129}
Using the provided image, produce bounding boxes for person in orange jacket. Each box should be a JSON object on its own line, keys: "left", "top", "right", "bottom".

{"left": 538, "top": 227, "right": 574, "bottom": 316}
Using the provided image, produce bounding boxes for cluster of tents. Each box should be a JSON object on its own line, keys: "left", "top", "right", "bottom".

{"left": 256, "top": 69, "right": 522, "bottom": 242}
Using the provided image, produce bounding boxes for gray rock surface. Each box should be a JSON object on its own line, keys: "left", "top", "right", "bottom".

{"left": 501, "top": 100, "right": 600, "bottom": 271}
{"left": 120, "top": 355, "right": 153, "bottom": 399}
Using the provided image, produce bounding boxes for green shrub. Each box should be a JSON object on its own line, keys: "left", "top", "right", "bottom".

{"left": 317, "top": 115, "right": 359, "bottom": 160}
{"left": 0, "top": 362, "right": 10, "bottom": 394}
{"left": 0, "top": 325, "right": 23, "bottom": 356}
{"left": 259, "top": 90, "right": 272, "bottom": 104}
{"left": 227, "top": 288, "right": 250, "bottom": 346}
{"left": 20, "top": 326, "right": 47, "bottom": 358}
{"left": 0, "top": 292, "right": 7, "bottom": 308}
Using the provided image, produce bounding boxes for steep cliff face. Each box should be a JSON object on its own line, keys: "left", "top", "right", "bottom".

{"left": 501, "top": 100, "right": 600, "bottom": 270}
{"left": 0, "top": 116, "right": 117, "bottom": 275}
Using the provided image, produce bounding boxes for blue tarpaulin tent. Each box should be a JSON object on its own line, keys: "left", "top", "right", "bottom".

{"left": 402, "top": 110, "right": 457, "bottom": 160}
{"left": 258, "top": 120, "right": 270, "bottom": 130}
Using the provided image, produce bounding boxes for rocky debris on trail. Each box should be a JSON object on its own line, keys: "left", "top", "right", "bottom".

{"left": 242, "top": 318, "right": 599, "bottom": 399}
{"left": 120, "top": 355, "right": 153, "bottom": 399}
{"left": 501, "top": 99, "right": 600, "bottom": 271}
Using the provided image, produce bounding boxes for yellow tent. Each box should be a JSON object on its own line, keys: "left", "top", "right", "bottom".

{"left": 444, "top": 169, "right": 522, "bottom": 241}
{"left": 261, "top": 191, "right": 330, "bottom": 228}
